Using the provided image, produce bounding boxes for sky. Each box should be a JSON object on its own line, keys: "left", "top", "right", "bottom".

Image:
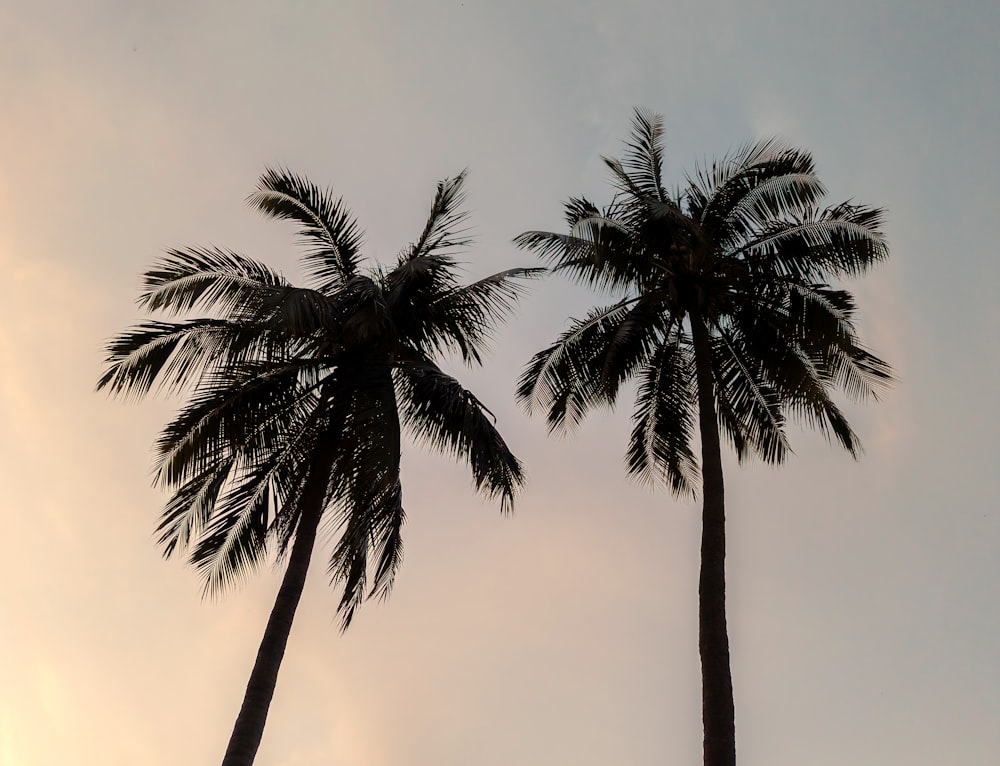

{"left": 1, "top": 1, "right": 998, "bottom": 764}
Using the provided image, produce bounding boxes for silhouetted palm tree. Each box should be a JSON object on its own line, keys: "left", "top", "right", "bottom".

{"left": 515, "top": 110, "right": 892, "bottom": 766}
{"left": 99, "top": 170, "right": 537, "bottom": 766}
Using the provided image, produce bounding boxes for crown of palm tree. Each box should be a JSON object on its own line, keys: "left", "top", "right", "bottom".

{"left": 100, "top": 168, "right": 540, "bottom": 626}
{"left": 516, "top": 110, "right": 893, "bottom": 496}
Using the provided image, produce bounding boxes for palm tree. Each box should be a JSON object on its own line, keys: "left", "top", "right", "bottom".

{"left": 515, "top": 110, "right": 892, "bottom": 766}
{"left": 98, "top": 169, "right": 538, "bottom": 766}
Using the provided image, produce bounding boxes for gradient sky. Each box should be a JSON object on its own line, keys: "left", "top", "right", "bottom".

{"left": 2, "top": 1, "right": 998, "bottom": 764}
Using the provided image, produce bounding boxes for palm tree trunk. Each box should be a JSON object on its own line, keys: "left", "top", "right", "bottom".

{"left": 690, "top": 314, "right": 736, "bottom": 766}
{"left": 220, "top": 447, "right": 335, "bottom": 766}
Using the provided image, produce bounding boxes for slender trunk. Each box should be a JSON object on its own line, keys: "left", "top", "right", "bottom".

{"left": 220, "top": 446, "right": 335, "bottom": 766}
{"left": 690, "top": 313, "right": 736, "bottom": 766}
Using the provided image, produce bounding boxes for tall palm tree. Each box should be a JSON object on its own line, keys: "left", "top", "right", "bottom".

{"left": 515, "top": 110, "right": 892, "bottom": 766}
{"left": 98, "top": 169, "right": 537, "bottom": 766}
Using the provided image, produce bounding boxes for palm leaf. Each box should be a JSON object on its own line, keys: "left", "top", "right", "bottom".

{"left": 326, "top": 366, "right": 402, "bottom": 626}
{"left": 155, "top": 359, "right": 324, "bottom": 487}
{"left": 396, "top": 359, "right": 523, "bottom": 512}
{"left": 98, "top": 319, "right": 291, "bottom": 400}
{"left": 515, "top": 221, "right": 647, "bottom": 293}
{"left": 156, "top": 460, "right": 234, "bottom": 558}
{"left": 366, "top": 481, "right": 406, "bottom": 604}
{"left": 248, "top": 168, "right": 364, "bottom": 292}
{"left": 397, "top": 172, "right": 472, "bottom": 263}
{"left": 621, "top": 108, "right": 668, "bottom": 203}
{"left": 698, "top": 142, "right": 817, "bottom": 230}
{"left": 625, "top": 337, "right": 699, "bottom": 495}
{"left": 139, "top": 247, "right": 289, "bottom": 316}
{"left": 516, "top": 299, "right": 636, "bottom": 429}
{"left": 191, "top": 465, "right": 275, "bottom": 592}
{"left": 737, "top": 204, "right": 888, "bottom": 279}
{"left": 397, "top": 266, "right": 544, "bottom": 362}
{"left": 710, "top": 328, "right": 789, "bottom": 464}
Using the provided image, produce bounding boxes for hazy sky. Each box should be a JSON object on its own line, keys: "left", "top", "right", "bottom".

{"left": 2, "top": 1, "right": 998, "bottom": 764}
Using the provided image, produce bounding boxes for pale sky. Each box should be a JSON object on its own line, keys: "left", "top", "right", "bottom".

{"left": 1, "top": 2, "right": 998, "bottom": 764}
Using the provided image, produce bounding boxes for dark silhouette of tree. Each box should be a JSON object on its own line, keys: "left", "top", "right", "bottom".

{"left": 515, "top": 110, "right": 892, "bottom": 766}
{"left": 99, "top": 170, "right": 537, "bottom": 766}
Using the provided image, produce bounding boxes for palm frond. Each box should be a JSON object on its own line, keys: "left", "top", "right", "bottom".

{"left": 396, "top": 360, "right": 524, "bottom": 512}
{"left": 396, "top": 266, "right": 544, "bottom": 363}
{"left": 516, "top": 299, "right": 636, "bottom": 430}
{"left": 434, "top": 267, "right": 545, "bottom": 324}
{"left": 139, "top": 247, "right": 289, "bottom": 316}
{"left": 563, "top": 196, "right": 601, "bottom": 229}
{"left": 397, "top": 172, "right": 472, "bottom": 263}
{"left": 821, "top": 343, "right": 894, "bottom": 402}
{"left": 601, "top": 155, "right": 650, "bottom": 204}
{"left": 156, "top": 460, "right": 234, "bottom": 558}
{"left": 155, "top": 359, "right": 324, "bottom": 488}
{"left": 156, "top": 382, "right": 328, "bottom": 579}
{"left": 696, "top": 142, "right": 817, "bottom": 230}
{"left": 384, "top": 253, "right": 458, "bottom": 302}
{"left": 327, "top": 477, "right": 406, "bottom": 628}
{"left": 716, "top": 172, "right": 825, "bottom": 248}
{"left": 191, "top": 464, "right": 277, "bottom": 593}
{"left": 625, "top": 337, "right": 699, "bottom": 495}
{"left": 621, "top": 108, "right": 668, "bottom": 203}
{"left": 366, "top": 482, "right": 406, "bottom": 604}
{"left": 97, "top": 319, "right": 293, "bottom": 400}
{"left": 730, "top": 305, "right": 867, "bottom": 456}
{"left": 778, "top": 282, "right": 893, "bottom": 401}
{"left": 248, "top": 168, "right": 364, "bottom": 293}
{"left": 515, "top": 220, "right": 649, "bottom": 293}
{"left": 782, "top": 387, "right": 861, "bottom": 456}
{"left": 327, "top": 497, "right": 371, "bottom": 629}
{"left": 595, "top": 296, "right": 670, "bottom": 404}
{"left": 737, "top": 203, "right": 888, "bottom": 278}
{"left": 710, "top": 329, "right": 790, "bottom": 464}
{"left": 325, "top": 366, "right": 402, "bottom": 627}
